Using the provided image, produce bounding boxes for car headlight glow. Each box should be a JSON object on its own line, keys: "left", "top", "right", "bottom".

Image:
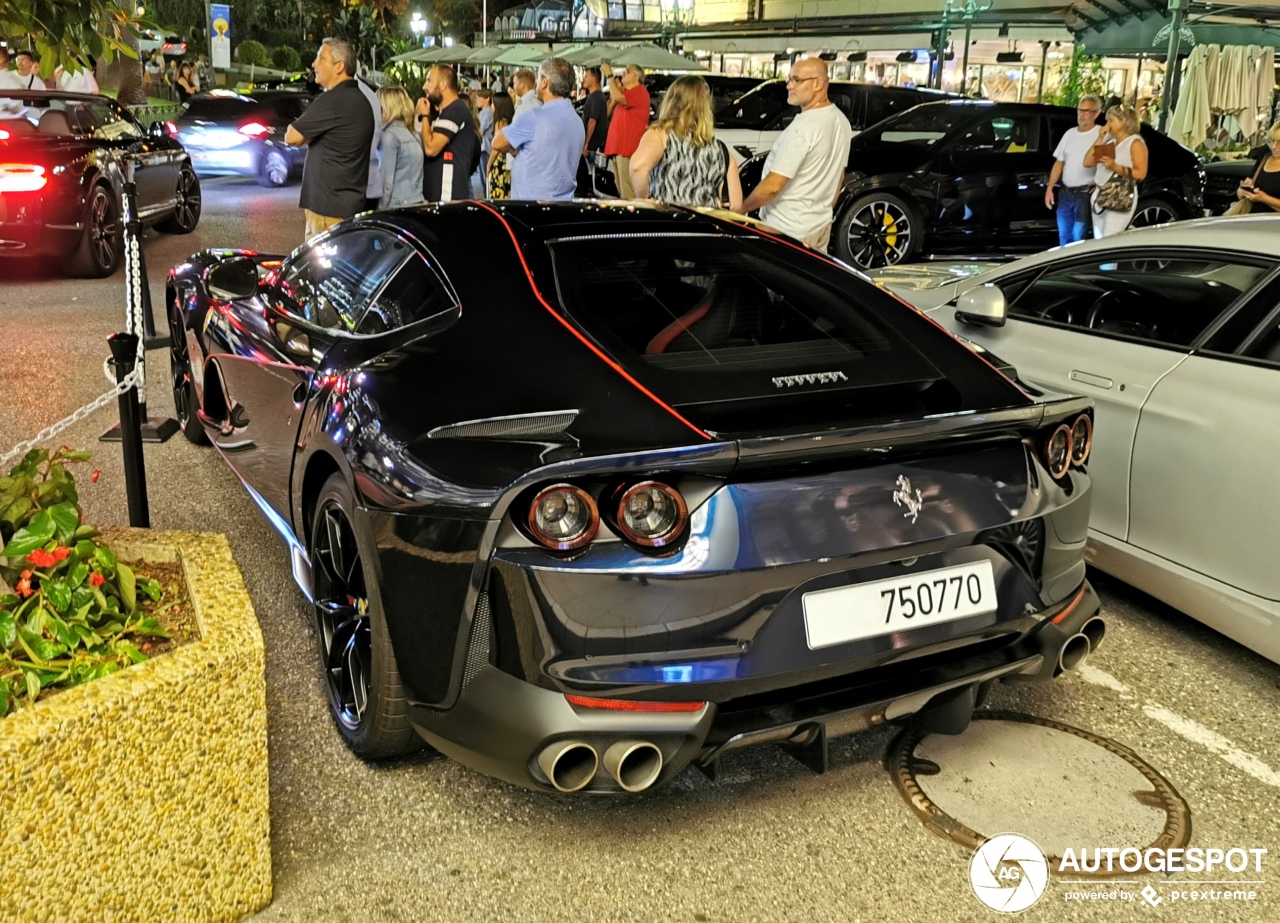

{"left": 528, "top": 483, "right": 598, "bottom": 551}
{"left": 615, "top": 481, "right": 687, "bottom": 547}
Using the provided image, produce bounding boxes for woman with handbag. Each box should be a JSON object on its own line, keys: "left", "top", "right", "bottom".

{"left": 1084, "top": 105, "right": 1148, "bottom": 237}
{"left": 628, "top": 76, "right": 743, "bottom": 211}
{"left": 1229, "top": 123, "right": 1280, "bottom": 215}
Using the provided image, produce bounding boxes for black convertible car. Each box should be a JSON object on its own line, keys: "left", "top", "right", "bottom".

{"left": 741, "top": 100, "right": 1204, "bottom": 270}
{"left": 167, "top": 201, "right": 1102, "bottom": 793}
{"left": 0, "top": 90, "right": 201, "bottom": 277}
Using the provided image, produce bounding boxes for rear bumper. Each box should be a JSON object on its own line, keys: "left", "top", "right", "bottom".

{"left": 409, "top": 579, "right": 1100, "bottom": 793}
{"left": 0, "top": 193, "right": 80, "bottom": 257}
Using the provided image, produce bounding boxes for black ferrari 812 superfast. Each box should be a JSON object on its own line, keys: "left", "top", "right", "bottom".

{"left": 167, "top": 201, "right": 1102, "bottom": 794}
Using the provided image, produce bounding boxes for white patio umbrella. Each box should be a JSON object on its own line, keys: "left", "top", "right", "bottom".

{"left": 387, "top": 45, "right": 456, "bottom": 65}
{"left": 611, "top": 44, "right": 707, "bottom": 72}
{"left": 493, "top": 45, "right": 547, "bottom": 67}
{"left": 462, "top": 44, "right": 515, "bottom": 65}
{"left": 432, "top": 44, "right": 474, "bottom": 64}
{"left": 559, "top": 44, "right": 619, "bottom": 67}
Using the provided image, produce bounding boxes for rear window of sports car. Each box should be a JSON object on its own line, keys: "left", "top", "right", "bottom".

{"left": 547, "top": 236, "right": 942, "bottom": 389}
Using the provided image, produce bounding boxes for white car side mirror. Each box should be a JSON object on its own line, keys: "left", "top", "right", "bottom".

{"left": 955, "top": 284, "right": 1007, "bottom": 328}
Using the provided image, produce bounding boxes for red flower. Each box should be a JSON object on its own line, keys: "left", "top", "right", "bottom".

{"left": 25, "top": 548, "right": 57, "bottom": 568}
{"left": 91, "top": 470, "right": 100, "bottom": 484}
{"left": 15, "top": 570, "right": 33, "bottom": 597}
{"left": 88, "top": 572, "right": 105, "bottom": 588}
{"left": 52, "top": 545, "right": 70, "bottom": 562}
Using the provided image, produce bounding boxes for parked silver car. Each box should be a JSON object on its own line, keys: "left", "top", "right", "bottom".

{"left": 870, "top": 215, "right": 1280, "bottom": 663}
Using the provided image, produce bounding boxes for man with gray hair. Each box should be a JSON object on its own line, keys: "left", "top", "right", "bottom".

{"left": 1045, "top": 94, "right": 1103, "bottom": 245}
{"left": 492, "top": 57, "right": 584, "bottom": 200}
{"left": 285, "top": 38, "right": 374, "bottom": 239}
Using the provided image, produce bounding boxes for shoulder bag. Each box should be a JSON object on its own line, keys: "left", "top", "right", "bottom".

{"left": 1222, "top": 157, "right": 1266, "bottom": 217}
{"left": 1093, "top": 171, "right": 1135, "bottom": 213}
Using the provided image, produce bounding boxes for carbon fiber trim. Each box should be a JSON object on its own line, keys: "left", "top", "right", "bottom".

{"left": 463, "top": 592, "right": 491, "bottom": 687}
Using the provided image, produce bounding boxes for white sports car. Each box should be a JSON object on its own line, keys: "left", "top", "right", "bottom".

{"left": 870, "top": 215, "right": 1280, "bottom": 663}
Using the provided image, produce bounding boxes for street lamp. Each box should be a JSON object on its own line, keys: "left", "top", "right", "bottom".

{"left": 409, "top": 12, "right": 428, "bottom": 46}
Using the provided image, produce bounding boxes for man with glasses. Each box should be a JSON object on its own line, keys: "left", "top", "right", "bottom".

{"left": 741, "top": 57, "right": 852, "bottom": 250}
{"left": 1045, "top": 95, "right": 1103, "bottom": 245}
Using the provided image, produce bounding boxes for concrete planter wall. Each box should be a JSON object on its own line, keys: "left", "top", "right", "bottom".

{"left": 0, "top": 530, "right": 271, "bottom": 923}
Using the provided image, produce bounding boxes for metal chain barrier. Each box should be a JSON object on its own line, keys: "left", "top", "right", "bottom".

{"left": 0, "top": 370, "right": 140, "bottom": 469}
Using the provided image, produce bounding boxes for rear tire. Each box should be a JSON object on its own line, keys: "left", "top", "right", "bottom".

{"left": 68, "top": 184, "right": 121, "bottom": 278}
{"left": 1130, "top": 196, "right": 1180, "bottom": 229}
{"left": 833, "top": 191, "right": 921, "bottom": 270}
{"left": 156, "top": 164, "right": 201, "bottom": 234}
{"left": 311, "top": 474, "right": 420, "bottom": 759}
{"left": 256, "top": 148, "right": 290, "bottom": 187}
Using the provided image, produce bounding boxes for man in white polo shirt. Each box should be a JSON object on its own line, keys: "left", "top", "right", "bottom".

{"left": 1045, "top": 95, "right": 1103, "bottom": 245}
{"left": 740, "top": 56, "right": 852, "bottom": 250}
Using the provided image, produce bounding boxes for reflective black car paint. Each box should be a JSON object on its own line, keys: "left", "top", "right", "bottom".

{"left": 168, "top": 202, "right": 1099, "bottom": 791}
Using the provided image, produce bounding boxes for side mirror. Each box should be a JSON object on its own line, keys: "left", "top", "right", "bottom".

{"left": 955, "top": 284, "right": 1007, "bottom": 328}
{"left": 207, "top": 258, "right": 262, "bottom": 301}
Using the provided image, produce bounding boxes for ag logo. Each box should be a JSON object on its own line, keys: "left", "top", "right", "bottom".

{"left": 969, "top": 833, "right": 1049, "bottom": 913}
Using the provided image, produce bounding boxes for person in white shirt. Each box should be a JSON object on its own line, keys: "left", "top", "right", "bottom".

{"left": 14, "top": 50, "right": 43, "bottom": 90}
{"left": 55, "top": 57, "right": 99, "bottom": 95}
{"left": 1044, "top": 95, "right": 1102, "bottom": 245}
{"left": 0, "top": 46, "right": 24, "bottom": 90}
{"left": 740, "top": 57, "right": 852, "bottom": 250}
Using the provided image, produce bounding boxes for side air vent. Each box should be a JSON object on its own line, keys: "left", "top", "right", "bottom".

{"left": 462, "top": 592, "right": 492, "bottom": 687}
{"left": 981, "top": 518, "right": 1045, "bottom": 583}
{"left": 427, "top": 410, "right": 578, "bottom": 440}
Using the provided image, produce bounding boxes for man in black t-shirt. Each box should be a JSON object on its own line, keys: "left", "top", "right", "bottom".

{"left": 416, "top": 64, "right": 478, "bottom": 203}
{"left": 285, "top": 38, "right": 374, "bottom": 240}
{"left": 580, "top": 67, "right": 610, "bottom": 155}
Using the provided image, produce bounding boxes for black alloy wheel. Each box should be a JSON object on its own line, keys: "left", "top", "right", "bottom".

{"left": 69, "top": 184, "right": 121, "bottom": 278}
{"left": 156, "top": 164, "right": 202, "bottom": 234}
{"left": 310, "top": 474, "right": 418, "bottom": 759}
{"left": 257, "top": 149, "right": 290, "bottom": 187}
{"left": 836, "top": 192, "right": 920, "bottom": 270}
{"left": 168, "top": 296, "right": 208, "bottom": 445}
{"left": 1130, "top": 198, "right": 1179, "bottom": 229}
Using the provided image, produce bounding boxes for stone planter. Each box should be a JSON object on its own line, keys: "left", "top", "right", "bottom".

{"left": 0, "top": 530, "right": 271, "bottom": 923}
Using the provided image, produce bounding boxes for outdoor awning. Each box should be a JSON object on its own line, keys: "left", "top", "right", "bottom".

{"left": 560, "top": 43, "right": 620, "bottom": 66}
{"left": 387, "top": 45, "right": 456, "bottom": 65}
{"left": 460, "top": 44, "right": 517, "bottom": 65}
{"left": 492, "top": 45, "right": 550, "bottom": 66}
{"left": 432, "top": 44, "right": 474, "bottom": 64}
{"left": 612, "top": 44, "right": 708, "bottom": 71}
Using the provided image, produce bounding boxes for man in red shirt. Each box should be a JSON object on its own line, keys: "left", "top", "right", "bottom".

{"left": 601, "top": 62, "right": 649, "bottom": 199}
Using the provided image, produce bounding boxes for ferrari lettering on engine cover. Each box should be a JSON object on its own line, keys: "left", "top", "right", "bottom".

{"left": 771, "top": 371, "right": 849, "bottom": 389}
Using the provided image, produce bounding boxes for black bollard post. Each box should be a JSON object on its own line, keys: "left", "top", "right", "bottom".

{"left": 101, "top": 174, "right": 178, "bottom": 444}
{"left": 108, "top": 333, "right": 151, "bottom": 528}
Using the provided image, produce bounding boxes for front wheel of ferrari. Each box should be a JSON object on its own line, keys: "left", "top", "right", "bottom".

{"left": 834, "top": 192, "right": 920, "bottom": 270}
{"left": 311, "top": 474, "right": 419, "bottom": 759}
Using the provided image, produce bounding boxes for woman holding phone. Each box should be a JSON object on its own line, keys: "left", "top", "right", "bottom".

{"left": 1233, "top": 122, "right": 1280, "bottom": 214}
{"left": 1083, "top": 105, "right": 1148, "bottom": 237}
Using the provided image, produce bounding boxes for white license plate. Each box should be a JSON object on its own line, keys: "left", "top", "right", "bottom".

{"left": 802, "top": 561, "right": 997, "bottom": 650}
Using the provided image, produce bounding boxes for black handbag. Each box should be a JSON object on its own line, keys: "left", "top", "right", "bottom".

{"left": 1094, "top": 173, "right": 1135, "bottom": 213}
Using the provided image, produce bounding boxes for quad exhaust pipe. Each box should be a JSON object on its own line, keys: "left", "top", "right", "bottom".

{"left": 537, "top": 740, "right": 599, "bottom": 793}
{"left": 1056, "top": 616, "right": 1107, "bottom": 674}
{"left": 603, "top": 741, "right": 664, "bottom": 793}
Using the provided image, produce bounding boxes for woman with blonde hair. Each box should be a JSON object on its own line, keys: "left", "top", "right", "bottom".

{"left": 377, "top": 85, "right": 424, "bottom": 208}
{"left": 628, "top": 76, "right": 742, "bottom": 211}
{"left": 1231, "top": 121, "right": 1280, "bottom": 214}
{"left": 1084, "top": 104, "right": 1148, "bottom": 237}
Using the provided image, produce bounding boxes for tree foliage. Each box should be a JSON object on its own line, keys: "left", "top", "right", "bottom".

{"left": 0, "top": 0, "right": 147, "bottom": 75}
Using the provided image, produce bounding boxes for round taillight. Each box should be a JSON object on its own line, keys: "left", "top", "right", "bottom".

{"left": 1070, "top": 414, "right": 1092, "bottom": 467}
{"left": 615, "top": 481, "right": 687, "bottom": 547}
{"left": 1045, "top": 424, "right": 1072, "bottom": 479}
{"left": 527, "top": 483, "right": 598, "bottom": 551}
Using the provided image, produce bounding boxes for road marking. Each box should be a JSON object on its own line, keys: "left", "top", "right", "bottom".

{"left": 1076, "top": 665, "right": 1280, "bottom": 790}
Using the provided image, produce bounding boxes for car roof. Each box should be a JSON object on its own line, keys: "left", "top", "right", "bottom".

{"left": 989, "top": 214, "right": 1280, "bottom": 269}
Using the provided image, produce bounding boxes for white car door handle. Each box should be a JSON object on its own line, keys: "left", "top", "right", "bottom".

{"left": 1070, "top": 369, "right": 1114, "bottom": 389}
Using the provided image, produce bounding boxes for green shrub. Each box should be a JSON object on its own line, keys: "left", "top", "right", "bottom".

{"left": 272, "top": 45, "right": 302, "bottom": 72}
{"left": 235, "top": 39, "right": 271, "bottom": 68}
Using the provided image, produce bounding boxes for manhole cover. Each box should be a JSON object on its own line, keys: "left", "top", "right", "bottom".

{"left": 888, "top": 712, "right": 1191, "bottom": 878}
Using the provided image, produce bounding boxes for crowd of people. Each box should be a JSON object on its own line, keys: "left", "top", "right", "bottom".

{"left": 285, "top": 39, "right": 856, "bottom": 248}
{"left": 0, "top": 45, "right": 98, "bottom": 94}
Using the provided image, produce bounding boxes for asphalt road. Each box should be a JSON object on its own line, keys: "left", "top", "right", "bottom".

{"left": 1, "top": 178, "right": 1277, "bottom": 923}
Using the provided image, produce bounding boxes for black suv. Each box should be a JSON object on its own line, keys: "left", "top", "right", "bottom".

{"left": 716, "top": 80, "right": 958, "bottom": 159}
{"left": 788, "top": 100, "right": 1204, "bottom": 270}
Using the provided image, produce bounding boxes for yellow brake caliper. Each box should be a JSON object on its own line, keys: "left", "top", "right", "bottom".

{"left": 881, "top": 206, "right": 898, "bottom": 253}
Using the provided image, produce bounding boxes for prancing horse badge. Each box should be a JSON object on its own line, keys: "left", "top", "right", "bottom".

{"left": 893, "top": 475, "right": 924, "bottom": 524}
